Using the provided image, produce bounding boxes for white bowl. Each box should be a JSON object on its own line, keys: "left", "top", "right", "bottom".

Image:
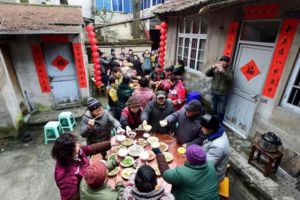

{"left": 118, "top": 148, "right": 128, "bottom": 157}
{"left": 143, "top": 133, "right": 150, "bottom": 139}
{"left": 116, "top": 135, "right": 126, "bottom": 142}
{"left": 139, "top": 151, "right": 149, "bottom": 161}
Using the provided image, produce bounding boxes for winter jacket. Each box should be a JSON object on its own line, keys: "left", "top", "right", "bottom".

{"left": 202, "top": 127, "right": 230, "bottom": 182}
{"left": 80, "top": 110, "right": 121, "bottom": 145}
{"left": 156, "top": 154, "right": 219, "bottom": 200}
{"left": 121, "top": 172, "right": 175, "bottom": 200}
{"left": 166, "top": 107, "right": 205, "bottom": 145}
{"left": 133, "top": 87, "right": 155, "bottom": 108}
{"left": 100, "top": 57, "right": 110, "bottom": 74}
{"left": 141, "top": 100, "right": 175, "bottom": 133}
{"left": 115, "top": 83, "right": 133, "bottom": 120}
{"left": 80, "top": 181, "right": 124, "bottom": 200}
{"left": 168, "top": 80, "right": 186, "bottom": 111}
{"left": 54, "top": 142, "right": 111, "bottom": 200}
{"left": 107, "top": 83, "right": 118, "bottom": 109}
{"left": 150, "top": 71, "right": 165, "bottom": 82}
{"left": 120, "top": 107, "right": 142, "bottom": 129}
{"left": 205, "top": 65, "right": 234, "bottom": 95}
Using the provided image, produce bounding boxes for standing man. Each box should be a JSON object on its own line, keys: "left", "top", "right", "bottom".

{"left": 205, "top": 55, "right": 233, "bottom": 121}
{"left": 80, "top": 97, "right": 124, "bottom": 145}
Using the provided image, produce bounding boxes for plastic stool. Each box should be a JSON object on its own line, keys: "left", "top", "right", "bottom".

{"left": 186, "top": 91, "right": 201, "bottom": 104}
{"left": 44, "top": 121, "right": 64, "bottom": 144}
{"left": 59, "top": 111, "right": 76, "bottom": 131}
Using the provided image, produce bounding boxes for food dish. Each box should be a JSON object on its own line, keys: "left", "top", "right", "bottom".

{"left": 121, "top": 168, "right": 135, "bottom": 180}
{"left": 139, "top": 151, "right": 149, "bottom": 161}
{"left": 128, "top": 145, "right": 144, "bottom": 157}
{"left": 143, "top": 125, "right": 152, "bottom": 132}
{"left": 122, "top": 138, "right": 134, "bottom": 147}
{"left": 159, "top": 142, "right": 168, "bottom": 152}
{"left": 118, "top": 148, "right": 129, "bottom": 157}
{"left": 120, "top": 156, "right": 135, "bottom": 167}
{"left": 116, "top": 135, "right": 126, "bottom": 142}
{"left": 136, "top": 138, "right": 148, "bottom": 147}
{"left": 147, "top": 136, "right": 159, "bottom": 144}
{"left": 163, "top": 152, "right": 174, "bottom": 162}
{"left": 107, "top": 153, "right": 117, "bottom": 161}
{"left": 177, "top": 147, "right": 186, "bottom": 155}
{"left": 143, "top": 133, "right": 150, "bottom": 138}
{"left": 108, "top": 167, "right": 119, "bottom": 177}
{"left": 147, "top": 150, "right": 156, "bottom": 161}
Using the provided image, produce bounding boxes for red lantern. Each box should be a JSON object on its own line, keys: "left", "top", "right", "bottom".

{"left": 94, "top": 64, "right": 101, "bottom": 70}
{"left": 160, "top": 35, "right": 166, "bottom": 41}
{"left": 159, "top": 47, "right": 165, "bottom": 53}
{"left": 158, "top": 58, "right": 164, "bottom": 63}
{"left": 160, "top": 28, "right": 167, "bottom": 35}
{"left": 91, "top": 45, "right": 98, "bottom": 51}
{"left": 85, "top": 24, "right": 94, "bottom": 32}
{"left": 92, "top": 52, "right": 99, "bottom": 58}
{"left": 95, "top": 75, "right": 102, "bottom": 82}
{"left": 89, "top": 38, "right": 97, "bottom": 45}
{"left": 159, "top": 41, "right": 166, "bottom": 47}
{"left": 88, "top": 31, "right": 96, "bottom": 38}
{"left": 94, "top": 70, "right": 101, "bottom": 76}
{"left": 95, "top": 81, "right": 102, "bottom": 87}
{"left": 161, "top": 22, "right": 168, "bottom": 29}
{"left": 92, "top": 58, "right": 100, "bottom": 64}
{"left": 159, "top": 52, "right": 165, "bottom": 58}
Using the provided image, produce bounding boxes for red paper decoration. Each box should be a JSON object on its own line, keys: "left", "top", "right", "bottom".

{"left": 51, "top": 55, "right": 69, "bottom": 71}
{"left": 30, "top": 44, "right": 51, "bottom": 93}
{"left": 263, "top": 19, "right": 299, "bottom": 98}
{"left": 223, "top": 22, "right": 239, "bottom": 58}
{"left": 240, "top": 60, "right": 261, "bottom": 81}
{"left": 159, "top": 22, "right": 168, "bottom": 68}
{"left": 244, "top": 3, "right": 280, "bottom": 20}
{"left": 72, "top": 43, "right": 87, "bottom": 88}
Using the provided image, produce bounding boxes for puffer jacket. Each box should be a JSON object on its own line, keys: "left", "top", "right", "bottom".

{"left": 80, "top": 110, "right": 121, "bottom": 145}
{"left": 120, "top": 107, "right": 142, "bottom": 129}
{"left": 205, "top": 65, "right": 234, "bottom": 95}
{"left": 168, "top": 80, "right": 186, "bottom": 111}
{"left": 115, "top": 83, "right": 133, "bottom": 120}
{"left": 54, "top": 142, "right": 111, "bottom": 200}
{"left": 202, "top": 126, "right": 230, "bottom": 182}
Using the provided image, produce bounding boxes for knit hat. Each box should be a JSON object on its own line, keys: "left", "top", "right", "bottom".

{"left": 185, "top": 100, "right": 202, "bottom": 113}
{"left": 87, "top": 97, "right": 101, "bottom": 112}
{"left": 186, "top": 144, "right": 206, "bottom": 165}
{"left": 200, "top": 114, "right": 220, "bottom": 131}
{"left": 84, "top": 162, "right": 107, "bottom": 189}
{"left": 219, "top": 55, "right": 230, "bottom": 62}
{"left": 126, "top": 96, "right": 141, "bottom": 108}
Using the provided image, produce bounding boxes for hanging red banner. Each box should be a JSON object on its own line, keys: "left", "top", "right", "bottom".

{"left": 40, "top": 35, "right": 69, "bottom": 43}
{"left": 30, "top": 44, "right": 51, "bottom": 93}
{"left": 262, "top": 19, "right": 299, "bottom": 98}
{"left": 244, "top": 3, "right": 280, "bottom": 20}
{"left": 223, "top": 22, "right": 239, "bottom": 58}
{"left": 72, "top": 43, "right": 87, "bottom": 88}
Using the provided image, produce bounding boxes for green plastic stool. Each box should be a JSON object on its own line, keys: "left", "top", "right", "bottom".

{"left": 44, "top": 121, "right": 64, "bottom": 144}
{"left": 59, "top": 111, "right": 76, "bottom": 131}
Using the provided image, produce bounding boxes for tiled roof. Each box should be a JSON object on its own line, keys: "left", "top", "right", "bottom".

{"left": 0, "top": 3, "right": 83, "bottom": 34}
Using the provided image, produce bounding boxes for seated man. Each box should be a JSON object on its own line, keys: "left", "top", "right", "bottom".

{"left": 156, "top": 144, "right": 219, "bottom": 200}
{"left": 160, "top": 100, "right": 205, "bottom": 146}
{"left": 150, "top": 65, "right": 165, "bottom": 82}
{"left": 200, "top": 114, "right": 230, "bottom": 182}
{"left": 120, "top": 96, "right": 143, "bottom": 130}
{"left": 80, "top": 97, "right": 124, "bottom": 145}
{"left": 141, "top": 90, "right": 175, "bottom": 134}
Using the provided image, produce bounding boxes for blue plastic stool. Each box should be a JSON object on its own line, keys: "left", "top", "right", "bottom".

{"left": 44, "top": 121, "right": 64, "bottom": 144}
{"left": 59, "top": 111, "right": 76, "bottom": 131}
{"left": 186, "top": 91, "right": 202, "bottom": 104}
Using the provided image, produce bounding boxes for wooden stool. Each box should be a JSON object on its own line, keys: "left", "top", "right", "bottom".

{"left": 248, "top": 143, "right": 283, "bottom": 176}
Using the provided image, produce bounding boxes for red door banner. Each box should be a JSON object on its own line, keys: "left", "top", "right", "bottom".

{"left": 72, "top": 43, "right": 87, "bottom": 88}
{"left": 262, "top": 19, "right": 299, "bottom": 98}
{"left": 30, "top": 44, "right": 51, "bottom": 93}
{"left": 223, "top": 22, "right": 239, "bottom": 58}
{"left": 240, "top": 60, "right": 261, "bottom": 81}
{"left": 244, "top": 3, "right": 280, "bottom": 20}
{"left": 40, "top": 35, "right": 69, "bottom": 43}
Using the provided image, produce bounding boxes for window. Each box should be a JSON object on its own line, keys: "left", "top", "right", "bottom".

{"left": 141, "top": 0, "right": 166, "bottom": 10}
{"left": 282, "top": 54, "right": 300, "bottom": 113}
{"left": 96, "top": 0, "right": 132, "bottom": 13}
{"left": 177, "top": 17, "right": 207, "bottom": 71}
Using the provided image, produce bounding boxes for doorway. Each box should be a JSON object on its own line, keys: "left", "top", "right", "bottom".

{"left": 150, "top": 29, "right": 160, "bottom": 50}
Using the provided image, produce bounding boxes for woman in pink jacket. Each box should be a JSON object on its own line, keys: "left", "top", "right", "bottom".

{"left": 51, "top": 133, "right": 112, "bottom": 200}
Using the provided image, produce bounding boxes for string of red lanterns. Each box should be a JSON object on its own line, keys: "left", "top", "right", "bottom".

{"left": 85, "top": 24, "right": 102, "bottom": 87}
{"left": 159, "top": 21, "right": 168, "bottom": 68}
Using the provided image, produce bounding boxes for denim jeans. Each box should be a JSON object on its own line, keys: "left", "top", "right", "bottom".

{"left": 211, "top": 94, "right": 228, "bottom": 121}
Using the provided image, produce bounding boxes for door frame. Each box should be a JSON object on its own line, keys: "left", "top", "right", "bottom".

{"left": 224, "top": 19, "right": 281, "bottom": 138}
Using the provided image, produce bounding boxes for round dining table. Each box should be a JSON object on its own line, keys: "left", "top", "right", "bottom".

{"left": 90, "top": 133, "right": 186, "bottom": 192}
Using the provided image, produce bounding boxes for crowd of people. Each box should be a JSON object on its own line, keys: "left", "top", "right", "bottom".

{"left": 51, "top": 48, "right": 233, "bottom": 200}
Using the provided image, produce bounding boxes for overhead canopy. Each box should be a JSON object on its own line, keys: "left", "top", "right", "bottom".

{"left": 0, "top": 3, "right": 83, "bottom": 34}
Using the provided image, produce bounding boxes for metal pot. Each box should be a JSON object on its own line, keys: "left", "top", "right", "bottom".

{"left": 260, "top": 132, "right": 282, "bottom": 153}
